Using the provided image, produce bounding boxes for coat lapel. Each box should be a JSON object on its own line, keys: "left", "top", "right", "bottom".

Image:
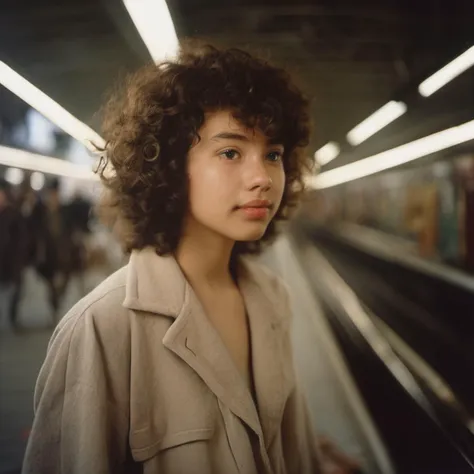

{"left": 163, "top": 286, "right": 262, "bottom": 437}
{"left": 123, "top": 248, "right": 262, "bottom": 438}
{"left": 122, "top": 247, "right": 186, "bottom": 318}
{"left": 122, "top": 248, "right": 293, "bottom": 447}
{"left": 238, "top": 260, "right": 294, "bottom": 450}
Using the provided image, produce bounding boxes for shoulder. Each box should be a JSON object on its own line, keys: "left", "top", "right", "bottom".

{"left": 49, "top": 265, "right": 130, "bottom": 351}
{"left": 34, "top": 266, "right": 135, "bottom": 409}
{"left": 241, "top": 256, "right": 292, "bottom": 322}
{"left": 244, "top": 257, "right": 289, "bottom": 294}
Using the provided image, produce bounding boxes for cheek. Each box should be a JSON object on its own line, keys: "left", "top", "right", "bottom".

{"left": 188, "top": 166, "right": 233, "bottom": 209}
{"left": 273, "top": 169, "right": 286, "bottom": 200}
{"left": 269, "top": 171, "right": 286, "bottom": 218}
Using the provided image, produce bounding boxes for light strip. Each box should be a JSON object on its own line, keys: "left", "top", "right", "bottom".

{"left": 0, "top": 61, "right": 105, "bottom": 151}
{"left": 307, "top": 118, "right": 474, "bottom": 189}
{"left": 123, "top": 0, "right": 179, "bottom": 61}
{"left": 347, "top": 101, "right": 407, "bottom": 146}
{"left": 314, "top": 142, "right": 340, "bottom": 166}
{"left": 419, "top": 45, "right": 474, "bottom": 97}
{"left": 0, "top": 145, "right": 98, "bottom": 181}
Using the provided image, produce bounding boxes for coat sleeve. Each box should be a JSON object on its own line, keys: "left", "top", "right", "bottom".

{"left": 22, "top": 297, "right": 132, "bottom": 474}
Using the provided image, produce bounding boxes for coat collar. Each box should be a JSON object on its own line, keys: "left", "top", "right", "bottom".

{"left": 123, "top": 247, "right": 186, "bottom": 317}
{"left": 123, "top": 247, "right": 293, "bottom": 450}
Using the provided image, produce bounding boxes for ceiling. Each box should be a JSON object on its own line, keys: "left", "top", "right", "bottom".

{"left": 0, "top": 0, "right": 472, "bottom": 156}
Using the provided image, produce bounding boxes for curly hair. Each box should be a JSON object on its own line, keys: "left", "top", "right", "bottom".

{"left": 96, "top": 42, "right": 312, "bottom": 256}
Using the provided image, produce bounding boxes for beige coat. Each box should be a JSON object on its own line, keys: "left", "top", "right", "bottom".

{"left": 22, "top": 247, "right": 322, "bottom": 474}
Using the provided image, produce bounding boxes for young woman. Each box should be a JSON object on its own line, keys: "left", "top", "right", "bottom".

{"left": 23, "top": 44, "right": 357, "bottom": 474}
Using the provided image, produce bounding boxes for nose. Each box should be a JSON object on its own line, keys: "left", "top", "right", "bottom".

{"left": 245, "top": 160, "right": 273, "bottom": 192}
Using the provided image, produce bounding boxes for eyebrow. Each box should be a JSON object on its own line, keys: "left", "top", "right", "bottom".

{"left": 211, "top": 132, "right": 250, "bottom": 142}
{"left": 210, "top": 132, "right": 284, "bottom": 147}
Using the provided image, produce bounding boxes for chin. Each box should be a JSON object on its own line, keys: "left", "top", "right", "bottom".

{"left": 230, "top": 224, "right": 268, "bottom": 241}
{"left": 238, "top": 233, "right": 265, "bottom": 242}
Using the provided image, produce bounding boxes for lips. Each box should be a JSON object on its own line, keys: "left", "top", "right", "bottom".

{"left": 239, "top": 199, "right": 272, "bottom": 210}
{"left": 237, "top": 200, "right": 272, "bottom": 220}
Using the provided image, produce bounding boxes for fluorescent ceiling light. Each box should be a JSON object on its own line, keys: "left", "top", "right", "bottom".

{"left": 419, "top": 45, "right": 474, "bottom": 97}
{"left": 314, "top": 142, "right": 340, "bottom": 166}
{"left": 347, "top": 101, "right": 407, "bottom": 146}
{"left": 31, "top": 171, "right": 46, "bottom": 191}
{"left": 5, "top": 167, "right": 25, "bottom": 186}
{"left": 308, "top": 118, "right": 474, "bottom": 190}
{"left": 0, "top": 145, "right": 98, "bottom": 181}
{"left": 123, "top": 0, "right": 179, "bottom": 61}
{"left": 0, "top": 61, "right": 105, "bottom": 151}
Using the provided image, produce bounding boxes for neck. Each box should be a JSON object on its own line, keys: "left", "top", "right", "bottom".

{"left": 175, "top": 219, "right": 236, "bottom": 288}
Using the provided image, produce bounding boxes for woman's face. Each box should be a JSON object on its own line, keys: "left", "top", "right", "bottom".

{"left": 185, "top": 110, "right": 285, "bottom": 243}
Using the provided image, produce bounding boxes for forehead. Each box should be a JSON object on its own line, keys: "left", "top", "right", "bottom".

{"left": 199, "top": 110, "right": 277, "bottom": 143}
{"left": 200, "top": 110, "right": 251, "bottom": 135}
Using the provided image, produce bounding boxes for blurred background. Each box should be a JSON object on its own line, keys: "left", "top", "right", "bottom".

{"left": 1, "top": 0, "right": 474, "bottom": 473}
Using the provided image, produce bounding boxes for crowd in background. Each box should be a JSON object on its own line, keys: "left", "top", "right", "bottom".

{"left": 0, "top": 176, "right": 104, "bottom": 331}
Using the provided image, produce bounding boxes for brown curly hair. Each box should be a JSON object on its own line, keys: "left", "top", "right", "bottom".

{"left": 96, "top": 42, "right": 312, "bottom": 256}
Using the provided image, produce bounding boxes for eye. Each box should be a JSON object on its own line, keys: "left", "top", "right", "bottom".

{"left": 266, "top": 151, "right": 283, "bottom": 162}
{"left": 220, "top": 149, "right": 240, "bottom": 160}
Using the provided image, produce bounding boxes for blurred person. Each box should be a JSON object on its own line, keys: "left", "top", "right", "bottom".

{"left": 12, "top": 179, "right": 72, "bottom": 325}
{"left": 33, "top": 179, "right": 65, "bottom": 321}
{"left": 66, "top": 192, "right": 92, "bottom": 234}
{"left": 0, "top": 178, "right": 26, "bottom": 330}
{"left": 33, "top": 178, "right": 85, "bottom": 322}
{"left": 61, "top": 192, "right": 93, "bottom": 297}
{"left": 9, "top": 183, "right": 46, "bottom": 325}
{"left": 11, "top": 181, "right": 80, "bottom": 326}
{"left": 23, "top": 44, "right": 359, "bottom": 474}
